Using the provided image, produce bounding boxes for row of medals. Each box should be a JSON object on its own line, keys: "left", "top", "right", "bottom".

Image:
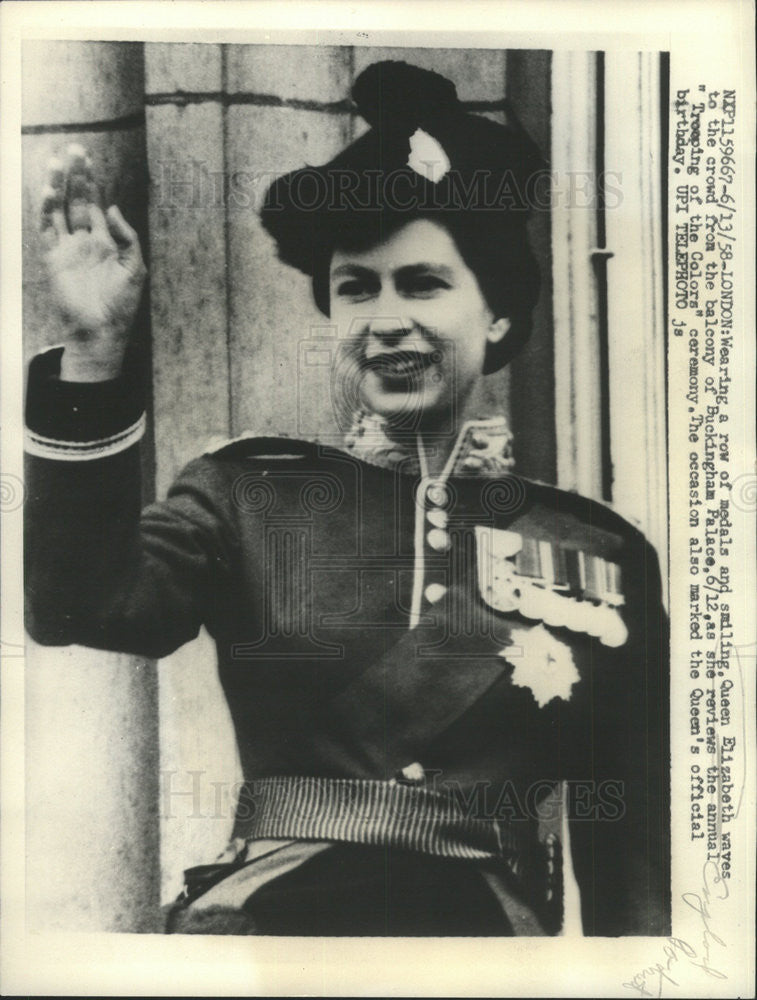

{"left": 474, "top": 526, "right": 629, "bottom": 648}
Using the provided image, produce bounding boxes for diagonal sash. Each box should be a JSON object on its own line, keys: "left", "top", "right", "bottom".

{"left": 291, "top": 583, "right": 515, "bottom": 777}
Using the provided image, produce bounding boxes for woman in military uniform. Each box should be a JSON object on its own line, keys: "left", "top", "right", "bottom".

{"left": 25, "top": 61, "right": 670, "bottom": 936}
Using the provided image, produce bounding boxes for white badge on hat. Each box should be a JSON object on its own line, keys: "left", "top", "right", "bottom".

{"left": 407, "top": 128, "right": 451, "bottom": 183}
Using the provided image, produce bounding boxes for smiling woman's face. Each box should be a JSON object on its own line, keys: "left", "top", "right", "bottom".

{"left": 329, "top": 218, "right": 509, "bottom": 430}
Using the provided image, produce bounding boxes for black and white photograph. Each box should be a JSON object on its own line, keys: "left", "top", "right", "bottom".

{"left": 1, "top": 2, "right": 754, "bottom": 996}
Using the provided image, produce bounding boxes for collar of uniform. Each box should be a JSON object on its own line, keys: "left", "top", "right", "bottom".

{"left": 342, "top": 409, "right": 515, "bottom": 478}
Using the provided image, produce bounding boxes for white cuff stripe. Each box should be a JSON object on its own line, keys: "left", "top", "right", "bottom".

{"left": 25, "top": 414, "right": 146, "bottom": 461}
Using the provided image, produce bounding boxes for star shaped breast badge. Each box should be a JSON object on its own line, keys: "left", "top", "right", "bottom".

{"left": 499, "top": 623, "right": 581, "bottom": 708}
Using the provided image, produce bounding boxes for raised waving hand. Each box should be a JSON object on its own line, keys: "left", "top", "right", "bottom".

{"left": 41, "top": 144, "right": 147, "bottom": 382}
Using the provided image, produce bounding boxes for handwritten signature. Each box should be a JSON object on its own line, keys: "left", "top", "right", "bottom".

{"left": 622, "top": 861, "right": 728, "bottom": 996}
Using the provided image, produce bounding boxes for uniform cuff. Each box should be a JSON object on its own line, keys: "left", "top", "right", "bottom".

{"left": 25, "top": 346, "right": 146, "bottom": 461}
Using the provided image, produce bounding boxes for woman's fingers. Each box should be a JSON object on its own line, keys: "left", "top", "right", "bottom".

{"left": 65, "top": 145, "right": 96, "bottom": 232}
{"left": 85, "top": 180, "right": 109, "bottom": 238}
{"left": 41, "top": 144, "right": 107, "bottom": 240}
{"left": 88, "top": 202, "right": 109, "bottom": 238}
{"left": 39, "top": 143, "right": 145, "bottom": 296}
{"left": 41, "top": 187, "right": 66, "bottom": 243}
{"left": 40, "top": 155, "right": 67, "bottom": 242}
{"left": 105, "top": 204, "right": 137, "bottom": 246}
{"left": 105, "top": 203, "right": 138, "bottom": 254}
{"left": 106, "top": 205, "right": 145, "bottom": 278}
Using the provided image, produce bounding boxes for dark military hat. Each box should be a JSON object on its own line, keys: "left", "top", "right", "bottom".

{"left": 260, "top": 60, "right": 545, "bottom": 371}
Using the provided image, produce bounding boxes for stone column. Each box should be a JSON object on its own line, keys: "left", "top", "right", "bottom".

{"left": 22, "top": 40, "right": 162, "bottom": 933}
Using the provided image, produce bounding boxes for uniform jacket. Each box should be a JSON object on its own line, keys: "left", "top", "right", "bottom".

{"left": 24, "top": 347, "right": 670, "bottom": 936}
